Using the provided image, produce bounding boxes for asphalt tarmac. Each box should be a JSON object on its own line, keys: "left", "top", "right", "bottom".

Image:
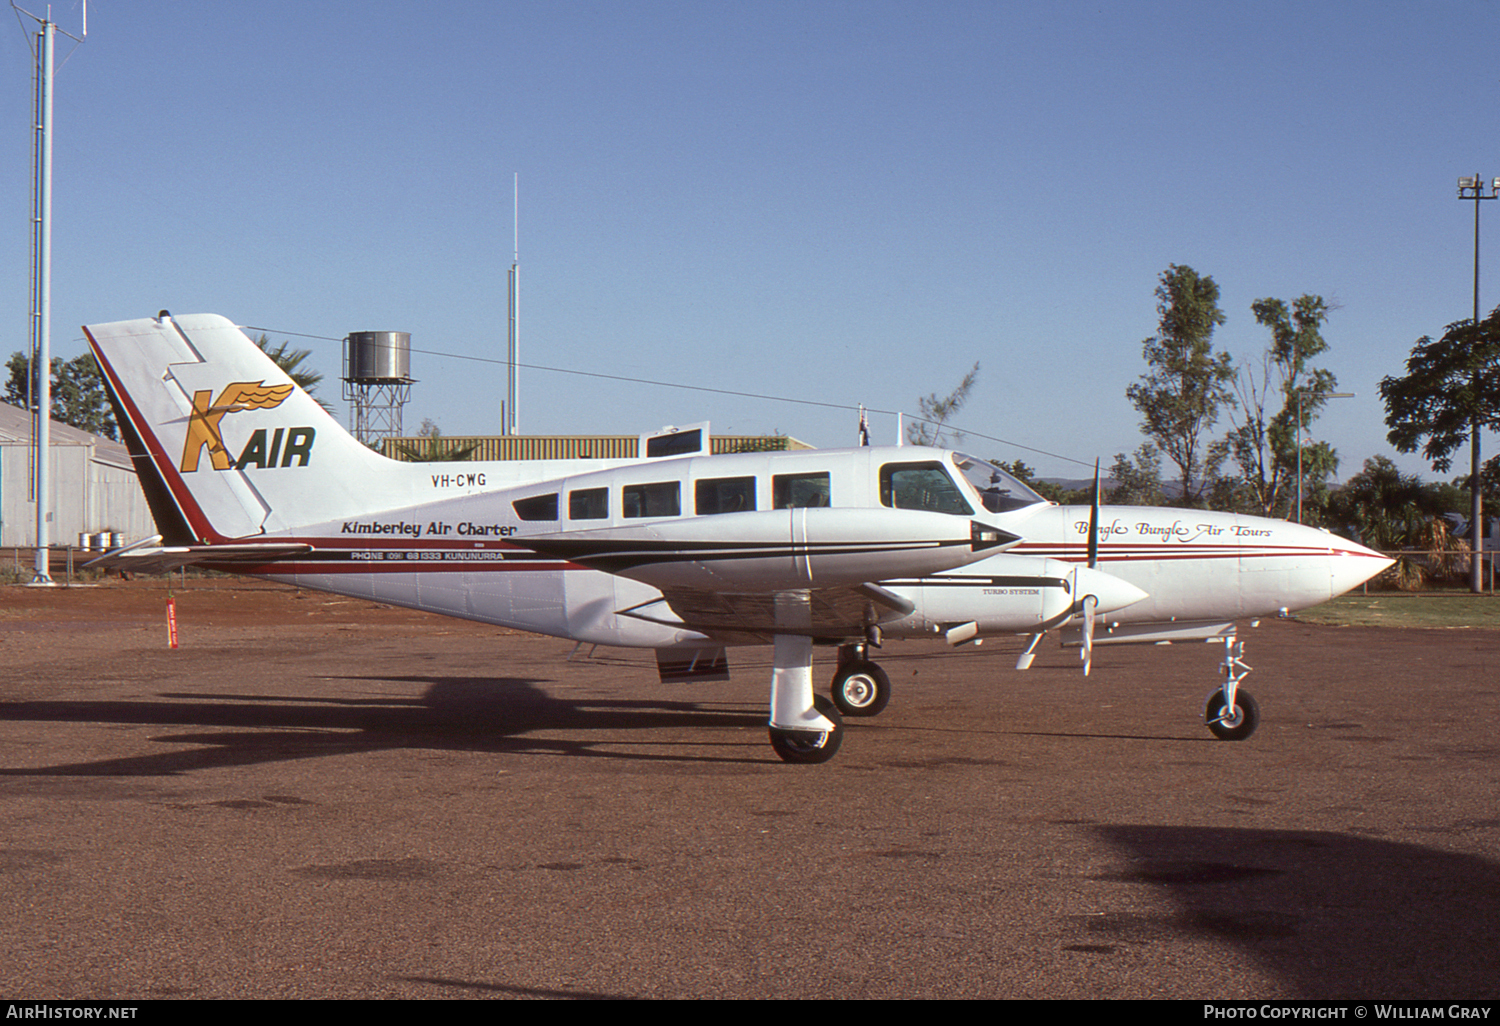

{"left": 1, "top": 580, "right": 1497, "bottom": 999}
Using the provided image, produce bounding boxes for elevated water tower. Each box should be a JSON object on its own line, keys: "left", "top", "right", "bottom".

{"left": 343, "top": 331, "right": 413, "bottom": 446}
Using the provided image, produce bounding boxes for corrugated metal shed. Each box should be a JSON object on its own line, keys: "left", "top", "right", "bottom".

{"left": 381, "top": 434, "right": 813, "bottom": 462}
{"left": 0, "top": 402, "right": 156, "bottom": 547}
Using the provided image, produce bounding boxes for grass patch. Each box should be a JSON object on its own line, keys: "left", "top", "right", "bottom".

{"left": 1295, "top": 591, "right": 1500, "bottom": 629}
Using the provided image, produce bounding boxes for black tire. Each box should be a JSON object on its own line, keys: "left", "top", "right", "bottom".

{"left": 830, "top": 661, "right": 892, "bottom": 718}
{"left": 769, "top": 695, "right": 844, "bottom": 764}
{"left": 1205, "top": 689, "right": 1260, "bottom": 741}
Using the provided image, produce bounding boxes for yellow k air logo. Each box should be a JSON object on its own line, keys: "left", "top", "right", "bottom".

{"left": 180, "top": 381, "right": 297, "bottom": 472}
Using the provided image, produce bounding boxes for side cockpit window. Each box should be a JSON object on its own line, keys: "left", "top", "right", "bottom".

{"left": 879, "top": 462, "right": 973, "bottom": 515}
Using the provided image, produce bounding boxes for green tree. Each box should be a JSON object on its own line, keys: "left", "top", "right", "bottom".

{"left": 1107, "top": 443, "right": 1166, "bottom": 506}
{"left": 4, "top": 334, "right": 327, "bottom": 442}
{"left": 4, "top": 351, "right": 118, "bottom": 440}
{"left": 1126, "top": 266, "right": 1237, "bottom": 506}
{"left": 1380, "top": 308, "right": 1500, "bottom": 472}
{"left": 1379, "top": 306, "right": 1500, "bottom": 591}
{"left": 1225, "top": 295, "right": 1339, "bottom": 518}
{"left": 907, "top": 362, "right": 979, "bottom": 447}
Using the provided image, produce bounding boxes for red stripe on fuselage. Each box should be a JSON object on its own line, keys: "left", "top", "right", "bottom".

{"left": 1011, "top": 542, "right": 1352, "bottom": 563}
{"left": 210, "top": 560, "right": 579, "bottom": 575}
{"left": 203, "top": 535, "right": 581, "bottom": 575}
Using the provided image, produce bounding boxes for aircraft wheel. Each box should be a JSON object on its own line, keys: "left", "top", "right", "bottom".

{"left": 831, "top": 661, "right": 891, "bottom": 718}
{"left": 769, "top": 696, "right": 844, "bottom": 764}
{"left": 1205, "top": 689, "right": 1260, "bottom": 741}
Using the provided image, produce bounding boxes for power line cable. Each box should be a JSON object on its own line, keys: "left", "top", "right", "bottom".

{"left": 241, "top": 324, "right": 1095, "bottom": 469}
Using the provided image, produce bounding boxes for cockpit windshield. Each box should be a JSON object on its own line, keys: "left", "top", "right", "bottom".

{"left": 952, "top": 453, "right": 1049, "bottom": 513}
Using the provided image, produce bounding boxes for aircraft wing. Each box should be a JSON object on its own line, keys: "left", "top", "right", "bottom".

{"left": 84, "top": 535, "right": 314, "bottom": 575}
{"left": 619, "top": 582, "right": 915, "bottom": 641}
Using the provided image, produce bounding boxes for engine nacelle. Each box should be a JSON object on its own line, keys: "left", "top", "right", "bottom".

{"left": 514, "top": 507, "right": 1019, "bottom": 592}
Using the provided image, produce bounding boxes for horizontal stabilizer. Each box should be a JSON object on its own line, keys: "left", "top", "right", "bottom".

{"left": 85, "top": 535, "right": 313, "bottom": 575}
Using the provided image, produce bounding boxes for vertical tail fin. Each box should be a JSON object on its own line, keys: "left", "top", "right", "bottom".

{"left": 85, "top": 313, "right": 398, "bottom": 543}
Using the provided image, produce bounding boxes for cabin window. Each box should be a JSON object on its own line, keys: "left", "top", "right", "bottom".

{"left": 645, "top": 429, "right": 702, "bottom": 458}
{"left": 569, "top": 487, "right": 608, "bottom": 520}
{"left": 772, "top": 472, "right": 831, "bottom": 509}
{"left": 512, "top": 493, "right": 559, "bottom": 521}
{"left": 695, "top": 476, "right": 756, "bottom": 515}
{"left": 879, "top": 462, "right": 974, "bottom": 516}
{"left": 623, "top": 481, "right": 681, "bottom": 518}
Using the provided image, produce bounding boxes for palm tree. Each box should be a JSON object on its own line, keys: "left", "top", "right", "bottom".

{"left": 1328, "top": 457, "right": 1465, "bottom": 590}
{"left": 254, "top": 334, "right": 329, "bottom": 411}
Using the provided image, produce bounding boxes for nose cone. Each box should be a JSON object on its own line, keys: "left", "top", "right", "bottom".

{"left": 1073, "top": 565, "right": 1149, "bottom": 614}
{"left": 1328, "top": 536, "right": 1395, "bottom": 598}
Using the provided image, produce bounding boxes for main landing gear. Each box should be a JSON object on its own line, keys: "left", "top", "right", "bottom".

{"left": 1204, "top": 634, "right": 1259, "bottom": 741}
{"left": 767, "top": 635, "right": 895, "bottom": 763}
{"left": 829, "top": 642, "right": 892, "bottom": 718}
{"left": 767, "top": 596, "right": 845, "bottom": 764}
{"left": 769, "top": 695, "right": 844, "bottom": 763}
{"left": 765, "top": 598, "right": 898, "bottom": 763}
{"left": 768, "top": 640, "right": 898, "bottom": 762}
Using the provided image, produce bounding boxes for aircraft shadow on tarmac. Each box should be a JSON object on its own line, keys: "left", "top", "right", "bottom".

{"left": 0, "top": 675, "right": 771, "bottom": 776}
{"left": 1091, "top": 824, "right": 1500, "bottom": 998}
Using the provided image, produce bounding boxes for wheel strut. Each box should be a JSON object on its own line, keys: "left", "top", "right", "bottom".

{"left": 768, "top": 594, "right": 843, "bottom": 763}
{"left": 1205, "top": 634, "right": 1259, "bottom": 741}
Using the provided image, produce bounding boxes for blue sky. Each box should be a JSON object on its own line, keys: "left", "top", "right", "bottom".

{"left": 5, "top": 0, "right": 1500, "bottom": 482}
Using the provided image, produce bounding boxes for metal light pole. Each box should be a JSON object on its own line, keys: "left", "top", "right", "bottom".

{"left": 28, "top": 14, "right": 55, "bottom": 584}
{"left": 1293, "top": 388, "right": 1355, "bottom": 525}
{"left": 1457, "top": 175, "right": 1497, "bottom": 593}
{"left": 18, "top": 4, "right": 85, "bottom": 585}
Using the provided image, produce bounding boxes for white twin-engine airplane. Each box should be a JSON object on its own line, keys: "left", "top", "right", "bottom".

{"left": 84, "top": 313, "right": 1392, "bottom": 764}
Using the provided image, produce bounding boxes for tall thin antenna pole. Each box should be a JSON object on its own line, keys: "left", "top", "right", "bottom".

{"left": 505, "top": 173, "right": 520, "bottom": 436}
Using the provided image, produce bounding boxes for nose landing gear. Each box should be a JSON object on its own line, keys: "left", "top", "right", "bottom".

{"left": 1205, "top": 635, "right": 1259, "bottom": 741}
